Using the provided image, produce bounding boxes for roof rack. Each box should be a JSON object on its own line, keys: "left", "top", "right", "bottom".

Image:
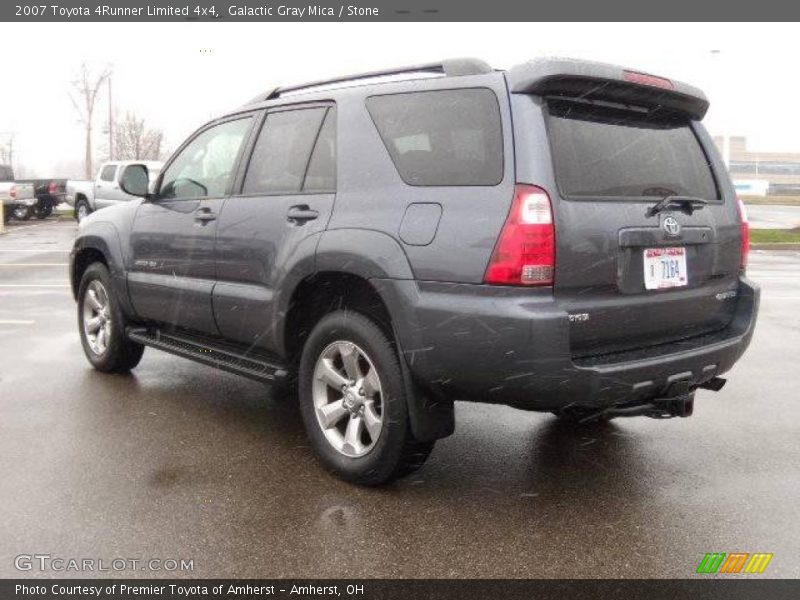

{"left": 247, "top": 58, "right": 493, "bottom": 104}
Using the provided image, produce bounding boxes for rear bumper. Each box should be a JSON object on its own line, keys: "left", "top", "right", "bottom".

{"left": 375, "top": 277, "right": 759, "bottom": 410}
{"left": 4, "top": 198, "right": 36, "bottom": 207}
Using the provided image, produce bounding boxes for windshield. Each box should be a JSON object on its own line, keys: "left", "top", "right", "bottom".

{"left": 547, "top": 99, "right": 719, "bottom": 200}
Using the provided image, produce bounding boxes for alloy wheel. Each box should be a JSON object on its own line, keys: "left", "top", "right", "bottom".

{"left": 82, "top": 280, "right": 112, "bottom": 355}
{"left": 312, "top": 341, "right": 384, "bottom": 458}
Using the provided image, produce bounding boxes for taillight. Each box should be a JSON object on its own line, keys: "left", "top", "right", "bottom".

{"left": 736, "top": 197, "right": 750, "bottom": 271}
{"left": 48, "top": 181, "right": 57, "bottom": 194}
{"left": 484, "top": 184, "right": 555, "bottom": 286}
{"left": 9, "top": 185, "right": 16, "bottom": 200}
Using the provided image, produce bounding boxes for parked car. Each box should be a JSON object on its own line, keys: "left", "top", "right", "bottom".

{"left": 66, "top": 160, "right": 163, "bottom": 222}
{"left": 0, "top": 164, "right": 36, "bottom": 224}
{"left": 15, "top": 178, "right": 67, "bottom": 220}
{"left": 70, "top": 57, "right": 759, "bottom": 485}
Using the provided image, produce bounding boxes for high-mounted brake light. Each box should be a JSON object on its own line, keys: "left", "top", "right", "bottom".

{"left": 623, "top": 70, "right": 674, "bottom": 90}
{"left": 737, "top": 197, "right": 750, "bottom": 271}
{"left": 48, "top": 181, "right": 58, "bottom": 194}
{"left": 484, "top": 184, "right": 555, "bottom": 286}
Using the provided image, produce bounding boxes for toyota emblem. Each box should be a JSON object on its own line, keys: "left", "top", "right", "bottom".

{"left": 662, "top": 216, "right": 681, "bottom": 236}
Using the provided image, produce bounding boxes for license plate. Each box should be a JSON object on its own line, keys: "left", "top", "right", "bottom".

{"left": 643, "top": 247, "right": 687, "bottom": 290}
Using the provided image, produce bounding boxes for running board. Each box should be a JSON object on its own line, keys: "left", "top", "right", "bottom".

{"left": 126, "top": 327, "right": 287, "bottom": 384}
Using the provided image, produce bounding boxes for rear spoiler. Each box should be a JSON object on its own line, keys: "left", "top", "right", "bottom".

{"left": 505, "top": 57, "right": 709, "bottom": 120}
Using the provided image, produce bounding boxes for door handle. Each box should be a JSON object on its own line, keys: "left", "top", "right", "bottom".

{"left": 287, "top": 205, "right": 319, "bottom": 224}
{"left": 194, "top": 208, "right": 217, "bottom": 223}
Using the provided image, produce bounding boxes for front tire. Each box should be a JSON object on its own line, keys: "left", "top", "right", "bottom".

{"left": 34, "top": 202, "right": 53, "bottom": 219}
{"left": 298, "top": 310, "right": 434, "bottom": 485}
{"left": 78, "top": 263, "right": 144, "bottom": 373}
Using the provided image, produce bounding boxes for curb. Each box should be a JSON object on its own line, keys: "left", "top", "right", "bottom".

{"left": 751, "top": 243, "right": 800, "bottom": 251}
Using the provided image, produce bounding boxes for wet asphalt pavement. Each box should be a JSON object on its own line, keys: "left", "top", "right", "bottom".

{"left": 0, "top": 219, "right": 798, "bottom": 579}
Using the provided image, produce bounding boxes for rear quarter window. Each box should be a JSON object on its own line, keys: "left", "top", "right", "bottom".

{"left": 366, "top": 88, "right": 503, "bottom": 186}
{"left": 547, "top": 99, "right": 719, "bottom": 200}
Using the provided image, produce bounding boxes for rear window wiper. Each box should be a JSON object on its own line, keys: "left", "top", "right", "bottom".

{"left": 646, "top": 195, "right": 708, "bottom": 217}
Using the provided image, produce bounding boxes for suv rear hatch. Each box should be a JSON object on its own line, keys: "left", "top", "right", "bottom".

{"left": 507, "top": 59, "right": 743, "bottom": 357}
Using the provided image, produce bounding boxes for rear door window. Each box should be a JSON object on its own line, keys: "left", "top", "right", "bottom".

{"left": 243, "top": 107, "right": 328, "bottom": 195}
{"left": 366, "top": 88, "right": 503, "bottom": 186}
{"left": 547, "top": 99, "right": 719, "bottom": 200}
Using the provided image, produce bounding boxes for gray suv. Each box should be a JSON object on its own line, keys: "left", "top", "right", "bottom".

{"left": 70, "top": 57, "right": 759, "bottom": 485}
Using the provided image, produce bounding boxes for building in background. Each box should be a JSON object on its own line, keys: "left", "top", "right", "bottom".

{"left": 715, "top": 136, "right": 800, "bottom": 196}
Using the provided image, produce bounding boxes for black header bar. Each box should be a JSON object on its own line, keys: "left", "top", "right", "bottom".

{"left": 5, "top": 1, "right": 800, "bottom": 21}
{"left": 4, "top": 579, "right": 800, "bottom": 600}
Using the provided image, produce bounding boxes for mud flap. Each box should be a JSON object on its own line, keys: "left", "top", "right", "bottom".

{"left": 397, "top": 340, "right": 455, "bottom": 442}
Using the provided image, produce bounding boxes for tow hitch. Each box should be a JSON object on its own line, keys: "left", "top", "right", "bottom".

{"left": 589, "top": 392, "right": 695, "bottom": 421}
{"left": 699, "top": 376, "right": 727, "bottom": 392}
{"left": 569, "top": 377, "right": 728, "bottom": 423}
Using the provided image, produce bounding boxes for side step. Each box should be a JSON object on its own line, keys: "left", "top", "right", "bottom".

{"left": 126, "top": 327, "right": 288, "bottom": 384}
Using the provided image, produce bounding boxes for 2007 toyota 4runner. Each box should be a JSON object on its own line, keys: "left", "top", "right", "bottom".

{"left": 70, "top": 58, "right": 759, "bottom": 485}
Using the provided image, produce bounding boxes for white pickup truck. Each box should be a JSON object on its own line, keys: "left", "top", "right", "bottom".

{"left": 0, "top": 164, "right": 36, "bottom": 225}
{"left": 66, "top": 160, "right": 163, "bottom": 222}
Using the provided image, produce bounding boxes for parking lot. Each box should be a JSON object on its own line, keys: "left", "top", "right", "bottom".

{"left": 0, "top": 218, "right": 798, "bottom": 578}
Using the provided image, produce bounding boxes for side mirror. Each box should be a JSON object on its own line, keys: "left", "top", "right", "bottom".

{"left": 119, "top": 164, "right": 151, "bottom": 198}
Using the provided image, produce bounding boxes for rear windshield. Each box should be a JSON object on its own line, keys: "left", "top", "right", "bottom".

{"left": 366, "top": 88, "right": 503, "bottom": 186}
{"left": 547, "top": 99, "right": 719, "bottom": 200}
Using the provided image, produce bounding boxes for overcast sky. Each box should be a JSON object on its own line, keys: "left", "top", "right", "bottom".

{"left": 2, "top": 22, "right": 798, "bottom": 177}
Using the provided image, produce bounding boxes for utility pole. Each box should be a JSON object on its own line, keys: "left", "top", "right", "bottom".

{"left": 107, "top": 76, "right": 114, "bottom": 161}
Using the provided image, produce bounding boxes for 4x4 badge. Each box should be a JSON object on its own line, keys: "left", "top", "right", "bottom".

{"left": 662, "top": 216, "right": 681, "bottom": 236}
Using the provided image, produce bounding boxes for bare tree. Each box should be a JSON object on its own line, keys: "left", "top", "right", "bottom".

{"left": 112, "top": 112, "right": 164, "bottom": 161}
{"left": 69, "top": 63, "right": 112, "bottom": 179}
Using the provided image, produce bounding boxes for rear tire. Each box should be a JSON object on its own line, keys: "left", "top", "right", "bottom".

{"left": 298, "top": 310, "right": 434, "bottom": 485}
{"left": 13, "top": 205, "right": 31, "bottom": 220}
{"left": 395, "top": 439, "right": 436, "bottom": 477}
{"left": 78, "top": 263, "right": 144, "bottom": 373}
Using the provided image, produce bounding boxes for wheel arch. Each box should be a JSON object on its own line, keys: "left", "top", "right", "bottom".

{"left": 71, "top": 245, "right": 108, "bottom": 300}
{"left": 281, "top": 230, "right": 453, "bottom": 442}
{"left": 70, "top": 225, "right": 136, "bottom": 319}
{"left": 276, "top": 228, "right": 415, "bottom": 356}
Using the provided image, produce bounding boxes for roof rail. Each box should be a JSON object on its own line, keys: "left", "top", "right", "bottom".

{"left": 247, "top": 58, "right": 492, "bottom": 104}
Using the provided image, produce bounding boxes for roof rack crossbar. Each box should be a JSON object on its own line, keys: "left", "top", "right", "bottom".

{"left": 259, "top": 57, "right": 492, "bottom": 101}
